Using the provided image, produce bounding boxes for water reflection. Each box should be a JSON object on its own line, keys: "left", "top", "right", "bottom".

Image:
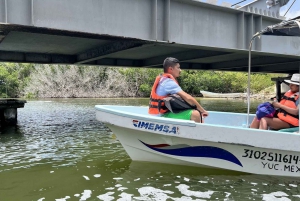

{"left": 97, "top": 161, "right": 300, "bottom": 200}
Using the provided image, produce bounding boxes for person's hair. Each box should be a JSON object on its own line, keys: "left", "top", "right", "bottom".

{"left": 163, "top": 57, "right": 179, "bottom": 72}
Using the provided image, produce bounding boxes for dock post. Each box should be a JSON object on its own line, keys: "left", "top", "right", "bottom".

{"left": 0, "top": 99, "right": 26, "bottom": 126}
{"left": 3, "top": 108, "right": 17, "bottom": 125}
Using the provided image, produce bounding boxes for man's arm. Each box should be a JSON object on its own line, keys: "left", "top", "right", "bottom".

{"left": 177, "top": 90, "right": 209, "bottom": 116}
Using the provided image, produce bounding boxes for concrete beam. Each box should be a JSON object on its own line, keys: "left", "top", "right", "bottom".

{"left": 76, "top": 41, "right": 149, "bottom": 64}
{"left": 95, "top": 58, "right": 143, "bottom": 67}
{"left": 0, "top": 51, "right": 75, "bottom": 63}
{"left": 0, "top": 0, "right": 282, "bottom": 50}
{"left": 253, "top": 61, "right": 300, "bottom": 73}
{"left": 211, "top": 56, "right": 299, "bottom": 69}
{"left": 143, "top": 49, "right": 230, "bottom": 67}
{"left": 209, "top": 61, "right": 300, "bottom": 73}
{"left": 0, "top": 0, "right": 297, "bottom": 73}
{"left": 180, "top": 62, "right": 210, "bottom": 70}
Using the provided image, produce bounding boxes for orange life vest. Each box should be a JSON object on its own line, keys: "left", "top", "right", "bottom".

{"left": 148, "top": 73, "right": 178, "bottom": 115}
{"left": 277, "top": 90, "right": 299, "bottom": 126}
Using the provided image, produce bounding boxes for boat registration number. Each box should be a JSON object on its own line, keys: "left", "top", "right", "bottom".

{"left": 242, "top": 149, "right": 299, "bottom": 164}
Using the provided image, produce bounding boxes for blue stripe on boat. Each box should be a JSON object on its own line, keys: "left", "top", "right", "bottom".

{"left": 140, "top": 140, "right": 243, "bottom": 167}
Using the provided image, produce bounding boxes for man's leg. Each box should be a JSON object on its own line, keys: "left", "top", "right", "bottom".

{"left": 190, "top": 110, "right": 201, "bottom": 123}
{"left": 161, "top": 110, "right": 202, "bottom": 122}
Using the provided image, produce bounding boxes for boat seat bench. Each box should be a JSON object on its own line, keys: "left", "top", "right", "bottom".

{"left": 278, "top": 127, "right": 299, "bottom": 133}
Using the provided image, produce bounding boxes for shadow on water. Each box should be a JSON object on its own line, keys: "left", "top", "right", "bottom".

{"left": 124, "top": 161, "right": 247, "bottom": 177}
{"left": 101, "top": 160, "right": 300, "bottom": 200}
{"left": 112, "top": 161, "right": 300, "bottom": 200}
{"left": 0, "top": 125, "right": 24, "bottom": 141}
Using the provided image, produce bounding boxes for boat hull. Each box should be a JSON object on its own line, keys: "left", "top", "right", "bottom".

{"left": 96, "top": 105, "right": 300, "bottom": 177}
{"left": 200, "top": 90, "right": 246, "bottom": 98}
{"left": 108, "top": 124, "right": 212, "bottom": 168}
{"left": 107, "top": 123, "right": 300, "bottom": 177}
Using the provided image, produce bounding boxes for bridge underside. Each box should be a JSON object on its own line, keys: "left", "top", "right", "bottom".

{"left": 0, "top": 0, "right": 299, "bottom": 73}
{"left": 1, "top": 24, "right": 299, "bottom": 73}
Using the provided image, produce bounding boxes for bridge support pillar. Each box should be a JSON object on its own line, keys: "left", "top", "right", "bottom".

{"left": 1, "top": 108, "right": 17, "bottom": 125}
{"left": 0, "top": 99, "right": 26, "bottom": 126}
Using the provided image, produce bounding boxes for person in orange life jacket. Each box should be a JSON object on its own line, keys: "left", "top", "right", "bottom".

{"left": 148, "top": 57, "right": 208, "bottom": 123}
{"left": 250, "top": 73, "right": 299, "bottom": 130}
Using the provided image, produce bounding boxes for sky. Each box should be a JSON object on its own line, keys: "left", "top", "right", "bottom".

{"left": 219, "top": 0, "right": 299, "bottom": 19}
{"left": 279, "top": 0, "right": 300, "bottom": 19}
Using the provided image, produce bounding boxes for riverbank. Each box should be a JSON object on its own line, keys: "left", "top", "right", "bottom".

{"left": 24, "top": 85, "right": 276, "bottom": 100}
{"left": 0, "top": 63, "right": 276, "bottom": 99}
{"left": 251, "top": 85, "right": 276, "bottom": 100}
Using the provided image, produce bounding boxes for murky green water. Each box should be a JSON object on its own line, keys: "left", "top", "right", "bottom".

{"left": 1, "top": 98, "right": 300, "bottom": 201}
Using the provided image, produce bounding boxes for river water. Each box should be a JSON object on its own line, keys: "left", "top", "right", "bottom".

{"left": 1, "top": 98, "right": 300, "bottom": 201}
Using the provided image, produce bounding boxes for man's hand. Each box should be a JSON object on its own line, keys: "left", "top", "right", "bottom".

{"left": 202, "top": 110, "right": 209, "bottom": 117}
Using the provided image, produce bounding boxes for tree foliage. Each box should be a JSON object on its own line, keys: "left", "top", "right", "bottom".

{"left": 0, "top": 63, "right": 279, "bottom": 98}
{"left": 0, "top": 63, "right": 34, "bottom": 98}
{"left": 23, "top": 65, "right": 141, "bottom": 98}
{"left": 179, "top": 71, "right": 276, "bottom": 94}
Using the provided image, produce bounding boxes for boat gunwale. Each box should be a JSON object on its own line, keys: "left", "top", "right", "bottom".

{"left": 95, "top": 105, "right": 196, "bottom": 127}
{"left": 95, "top": 105, "right": 260, "bottom": 129}
{"left": 200, "top": 90, "right": 247, "bottom": 98}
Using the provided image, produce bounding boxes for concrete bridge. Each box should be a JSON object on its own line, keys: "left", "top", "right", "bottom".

{"left": 0, "top": 0, "right": 299, "bottom": 73}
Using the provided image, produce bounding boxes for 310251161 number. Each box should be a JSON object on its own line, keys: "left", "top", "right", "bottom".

{"left": 241, "top": 149, "right": 299, "bottom": 164}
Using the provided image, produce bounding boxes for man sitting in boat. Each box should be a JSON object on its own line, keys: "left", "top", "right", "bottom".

{"left": 148, "top": 57, "right": 208, "bottom": 123}
{"left": 250, "top": 74, "right": 299, "bottom": 130}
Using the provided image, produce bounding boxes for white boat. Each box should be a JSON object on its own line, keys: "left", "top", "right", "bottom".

{"left": 95, "top": 17, "right": 300, "bottom": 177}
{"left": 200, "top": 90, "right": 246, "bottom": 98}
{"left": 96, "top": 105, "right": 300, "bottom": 177}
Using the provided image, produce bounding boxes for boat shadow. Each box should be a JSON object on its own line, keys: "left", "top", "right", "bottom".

{"left": 122, "top": 161, "right": 248, "bottom": 177}
{"left": 119, "top": 161, "right": 300, "bottom": 187}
